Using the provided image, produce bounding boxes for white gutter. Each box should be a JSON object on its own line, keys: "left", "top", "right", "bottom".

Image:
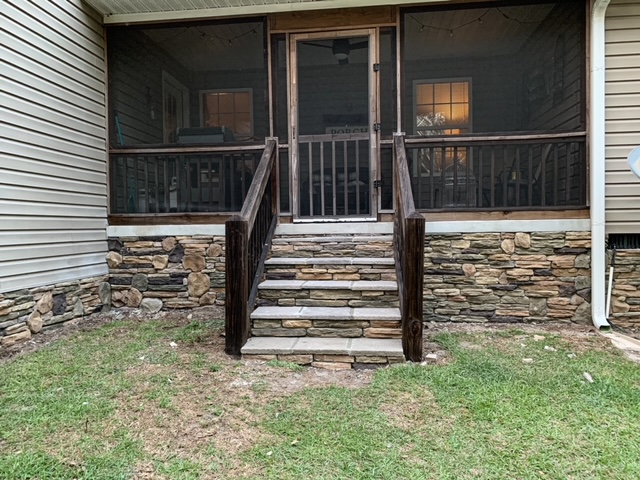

{"left": 590, "top": 0, "right": 611, "bottom": 329}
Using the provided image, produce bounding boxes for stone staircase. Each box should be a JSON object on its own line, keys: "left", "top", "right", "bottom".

{"left": 241, "top": 223, "right": 405, "bottom": 369}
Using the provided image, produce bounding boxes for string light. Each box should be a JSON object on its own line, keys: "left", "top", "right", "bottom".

{"left": 159, "top": 25, "right": 260, "bottom": 46}
{"left": 411, "top": 7, "right": 542, "bottom": 36}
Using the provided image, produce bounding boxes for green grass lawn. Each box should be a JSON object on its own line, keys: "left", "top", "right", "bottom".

{"left": 1, "top": 316, "right": 638, "bottom": 480}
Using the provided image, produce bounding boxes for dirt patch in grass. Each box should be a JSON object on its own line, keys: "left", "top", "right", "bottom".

{"left": 380, "top": 388, "right": 439, "bottom": 431}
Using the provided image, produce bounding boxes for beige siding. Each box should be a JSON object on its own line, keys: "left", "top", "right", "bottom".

{"left": 0, "top": 0, "right": 108, "bottom": 293}
{"left": 605, "top": 0, "right": 640, "bottom": 234}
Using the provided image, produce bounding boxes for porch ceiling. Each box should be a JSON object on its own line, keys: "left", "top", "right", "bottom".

{"left": 84, "top": 0, "right": 446, "bottom": 25}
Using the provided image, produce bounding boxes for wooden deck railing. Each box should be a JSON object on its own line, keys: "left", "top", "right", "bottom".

{"left": 393, "top": 133, "right": 425, "bottom": 362}
{"left": 404, "top": 132, "right": 587, "bottom": 211}
{"left": 109, "top": 144, "right": 265, "bottom": 214}
{"left": 225, "top": 138, "right": 279, "bottom": 355}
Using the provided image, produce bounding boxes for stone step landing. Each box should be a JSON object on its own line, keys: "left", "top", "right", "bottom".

{"left": 264, "top": 256, "right": 396, "bottom": 281}
{"left": 241, "top": 336, "right": 404, "bottom": 369}
{"left": 251, "top": 306, "right": 401, "bottom": 338}
{"left": 270, "top": 234, "right": 394, "bottom": 258}
{"left": 257, "top": 279, "right": 399, "bottom": 308}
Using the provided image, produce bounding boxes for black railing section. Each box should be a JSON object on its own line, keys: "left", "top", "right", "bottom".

{"left": 393, "top": 133, "right": 425, "bottom": 362}
{"left": 225, "top": 138, "right": 278, "bottom": 355}
{"left": 404, "top": 132, "right": 587, "bottom": 211}
{"left": 298, "top": 134, "right": 371, "bottom": 218}
{"left": 109, "top": 145, "right": 265, "bottom": 214}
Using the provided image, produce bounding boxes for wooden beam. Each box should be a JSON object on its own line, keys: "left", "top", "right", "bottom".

{"left": 422, "top": 209, "right": 590, "bottom": 222}
{"left": 108, "top": 214, "right": 232, "bottom": 225}
{"left": 269, "top": 6, "right": 396, "bottom": 32}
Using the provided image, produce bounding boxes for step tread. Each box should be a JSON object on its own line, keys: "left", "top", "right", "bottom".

{"left": 266, "top": 256, "right": 395, "bottom": 266}
{"left": 275, "top": 223, "right": 393, "bottom": 236}
{"left": 241, "top": 336, "right": 403, "bottom": 357}
{"left": 251, "top": 306, "right": 401, "bottom": 321}
{"left": 259, "top": 279, "right": 398, "bottom": 291}
{"left": 272, "top": 235, "right": 393, "bottom": 244}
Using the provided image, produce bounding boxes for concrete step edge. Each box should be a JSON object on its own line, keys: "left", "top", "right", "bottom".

{"left": 272, "top": 235, "right": 393, "bottom": 244}
{"left": 265, "top": 257, "right": 395, "bottom": 266}
{"left": 258, "top": 280, "right": 398, "bottom": 291}
{"left": 241, "top": 336, "right": 404, "bottom": 357}
{"left": 251, "top": 306, "right": 401, "bottom": 321}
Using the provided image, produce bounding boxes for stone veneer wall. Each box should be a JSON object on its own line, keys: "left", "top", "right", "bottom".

{"left": 106, "top": 236, "right": 225, "bottom": 311}
{"left": 424, "top": 231, "right": 593, "bottom": 324}
{"left": 609, "top": 248, "right": 640, "bottom": 328}
{"left": 0, "top": 276, "right": 109, "bottom": 348}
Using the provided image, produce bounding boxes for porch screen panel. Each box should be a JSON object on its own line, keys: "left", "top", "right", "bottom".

{"left": 107, "top": 18, "right": 269, "bottom": 214}
{"left": 401, "top": 1, "right": 586, "bottom": 211}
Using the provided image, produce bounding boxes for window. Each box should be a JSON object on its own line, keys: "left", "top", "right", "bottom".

{"left": 200, "top": 90, "right": 253, "bottom": 140}
{"left": 414, "top": 80, "right": 471, "bottom": 135}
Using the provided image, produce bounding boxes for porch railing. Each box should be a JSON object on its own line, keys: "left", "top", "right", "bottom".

{"left": 393, "top": 133, "right": 425, "bottom": 362}
{"left": 225, "top": 138, "right": 279, "bottom": 355}
{"left": 109, "top": 145, "right": 265, "bottom": 214}
{"left": 297, "top": 133, "right": 370, "bottom": 218}
{"left": 404, "top": 132, "right": 587, "bottom": 211}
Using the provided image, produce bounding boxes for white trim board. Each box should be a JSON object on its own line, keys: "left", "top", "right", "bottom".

{"left": 426, "top": 219, "right": 591, "bottom": 234}
{"left": 108, "top": 225, "right": 226, "bottom": 237}
{"left": 95, "top": 0, "right": 446, "bottom": 25}
{"left": 108, "top": 220, "right": 592, "bottom": 238}
{"left": 276, "top": 222, "right": 394, "bottom": 235}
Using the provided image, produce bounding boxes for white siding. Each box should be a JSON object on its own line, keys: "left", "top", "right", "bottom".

{"left": 0, "top": 0, "right": 108, "bottom": 293}
{"left": 605, "top": 0, "right": 640, "bottom": 234}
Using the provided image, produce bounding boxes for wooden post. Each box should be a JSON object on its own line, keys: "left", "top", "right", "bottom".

{"left": 225, "top": 216, "right": 249, "bottom": 356}
{"left": 403, "top": 212, "right": 425, "bottom": 362}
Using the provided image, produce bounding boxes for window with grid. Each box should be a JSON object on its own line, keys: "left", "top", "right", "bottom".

{"left": 414, "top": 80, "right": 471, "bottom": 136}
{"left": 201, "top": 90, "right": 253, "bottom": 139}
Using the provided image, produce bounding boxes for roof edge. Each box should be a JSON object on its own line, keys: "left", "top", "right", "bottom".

{"left": 87, "top": 0, "right": 449, "bottom": 26}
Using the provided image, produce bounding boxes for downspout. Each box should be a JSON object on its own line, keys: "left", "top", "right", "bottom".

{"left": 590, "top": 0, "right": 611, "bottom": 328}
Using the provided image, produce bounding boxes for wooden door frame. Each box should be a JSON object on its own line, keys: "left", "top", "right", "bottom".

{"left": 288, "top": 28, "right": 380, "bottom": 221}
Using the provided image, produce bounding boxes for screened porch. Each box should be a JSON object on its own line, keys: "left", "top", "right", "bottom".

{"left": 106, "top": 0, "right": 588, "bottom": 220}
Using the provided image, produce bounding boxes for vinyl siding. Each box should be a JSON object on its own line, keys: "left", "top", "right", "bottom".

{"left": 605, "top": 0, "right": 640, "bottom": 234}
{"left": 0, "top": 0, "right": 108, "bottom": 293}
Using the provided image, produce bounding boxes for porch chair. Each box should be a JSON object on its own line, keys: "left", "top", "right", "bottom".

{"left": 492, "top": 144, "right": 552, "bottom": 207}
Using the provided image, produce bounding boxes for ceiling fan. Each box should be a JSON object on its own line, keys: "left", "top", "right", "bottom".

{"left": 301, "top": 38, "right": 368, "bottom": 65}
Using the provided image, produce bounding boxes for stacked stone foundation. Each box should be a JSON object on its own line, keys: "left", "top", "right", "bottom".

{"left": 608, "top": 248, "right": 640, "bottom": 328}
{"left": 0, "top": 276, "right": 109, "bottom": 348}
{"left": 106, "top": 235, "right": 226, "bottom": 311}
{"left": 424, "top": 231, "right": 593, "bottom": 324}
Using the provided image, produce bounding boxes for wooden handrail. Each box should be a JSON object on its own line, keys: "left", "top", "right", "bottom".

{"left": 110, "top": 143, "right": 267, "bottom": 155}
{"left": 404, "top": 131, "right": 586, "bottom": 146}
{"left": 225, "top": 138, "right": 279, "bottom": 356}
{"left": 393, "top": 133, "right": 425, "bottom": 362}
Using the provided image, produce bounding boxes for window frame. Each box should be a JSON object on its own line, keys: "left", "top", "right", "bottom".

{"left": 412, "top": 77, "right": 473, "bottom": 136}
{"left": 199, "top": 88, "right": 254, "bottom": 139}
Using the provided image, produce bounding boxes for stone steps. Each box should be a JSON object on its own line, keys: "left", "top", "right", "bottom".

{"left": 250, "top": 305, "right": 402, "bottom": 338}
{"left": 243, "top": 223, "right": 404, "bottom": 369}
{"left": 264, "top": 256, "right": 397, "bottom": 281}
{"left": 241, "top": 336, "right": 404, "bottom": 369}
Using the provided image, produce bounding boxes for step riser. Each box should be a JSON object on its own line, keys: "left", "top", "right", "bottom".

{"left": 244, "top": 353, "right": 404, "bottom": 369}
{"left": 257, "top": 289, "right": 399, "bottom": 308}
{"left": 271, "top": 236, "right": 393, "bottom": 259}
{"left": 252, "top": 320, "right": 401, "bottom": 339}
{"left": 265, "top": 266, "right": 396, "bottom": 282}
